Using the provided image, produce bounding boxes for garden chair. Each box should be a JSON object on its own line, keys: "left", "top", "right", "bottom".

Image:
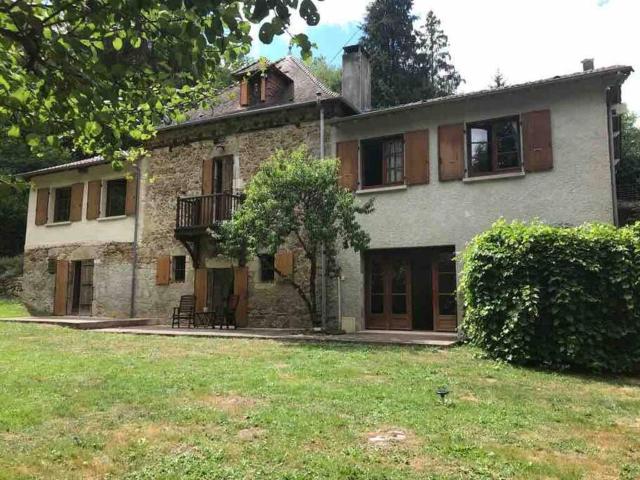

{"left": 172, "top": 295, "right": 195, "bottom": 328}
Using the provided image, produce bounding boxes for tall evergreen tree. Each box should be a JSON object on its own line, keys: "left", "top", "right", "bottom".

{"left": 490, "top": 69, "right": 508, "bottom": 89}
{"left": 361, "top": 2, "right": 462, "bottom": 107}
{"left": 361, "top": 0, "right": 418, "bottom": 108}
{"left": 415, "top": 10, "right": 463, "bottom": 99}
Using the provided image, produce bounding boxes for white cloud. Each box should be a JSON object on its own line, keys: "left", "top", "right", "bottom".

{"left": 256, "top": 0, "right": 639, "bottom": 113}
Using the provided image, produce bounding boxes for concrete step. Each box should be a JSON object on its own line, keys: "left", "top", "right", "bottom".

{"left": 0, "top": 317, "right": 165, "bottom": 330}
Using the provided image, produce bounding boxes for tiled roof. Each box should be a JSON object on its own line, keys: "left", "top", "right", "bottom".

{"left": 22, "top": 156, "right": 108, "bottom": 179}
{"left": 333, "top": 65, "right": 634, "bottom": 124}
{"left": 170, "top": 56, "right": 340, "bottom": 129}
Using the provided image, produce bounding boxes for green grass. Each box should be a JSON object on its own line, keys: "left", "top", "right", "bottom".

{"left": 0, "top": 323, "right": 639, "bottom": 479}
{"left": 0, "top": 298, "right": 28, "bottom": 318}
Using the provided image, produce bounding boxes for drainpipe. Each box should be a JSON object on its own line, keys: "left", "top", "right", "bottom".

{"left": 129, "top": 162, "right": 141, "bottom": 318}
{"left": 606, "top": 91, "right": 620, "bottom": 227}
{"left": 317, "top": 93, "right": 327, "bottom": 331}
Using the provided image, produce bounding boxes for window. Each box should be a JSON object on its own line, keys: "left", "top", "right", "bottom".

{"left": 467, "top": 116, "right": 521, "bottom": 176}
{"left": 361, "top": 136, "right": 404, "bottom": 187}
{"left": 105, "top": 179, "right": 127, "bottom": 217}
{"left": 173, "top": 255, "right": 186, "bottom": 283}
{"left": 53, "top": 187, "right": 72, "bottom": 222}
{"left": 259, "top": 254, "right": 275, "bottom": 283}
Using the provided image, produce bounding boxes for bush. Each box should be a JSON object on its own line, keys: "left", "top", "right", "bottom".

{"left": 460, "top": 220, "right": 640, "bottom": 373}
{"left": 0, "top": 255, "right": 23, "bottom": 280}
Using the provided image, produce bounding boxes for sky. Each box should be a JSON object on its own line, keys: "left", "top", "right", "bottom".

{"left": 250, "top": 0, "right": 639, "bottom": 117}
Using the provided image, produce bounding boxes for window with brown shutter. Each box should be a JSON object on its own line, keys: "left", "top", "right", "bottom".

{"left": 336, "top": 140, "right": 359, "bottom": 191}
{"left": 404, "top": 130, "right": 430, "bottom": 185}
{"left": 86, "top": 180, "right": 101, "bottom": 220}
{"left": 35, "top": 188, "right": 49, "bottom": 225}
{"left": 361, "top": 136, "right": 404, "bottom": 188}
{"left": 260, "top": 76, "right": 267, "bottom": 102}
{"left": 239, "top": 80, "right": 249, "bottom": 106}
{"left": 69, "top": 183, "right": 84, "bottom": 222}
{"left": 156, "top": 256, "right": 171, "bottom": 285}
{"left": 274, "top": 250, "right": 294, "bottom": 278}
{"left": 438, "top": 124, "right": 465, "bottom": 181}
{"left": 233, "top": 266, "right": 249, "bottom": 327}
{"left": 124, "top": 175, "right": 137, "bottom": 216}
{"left": 466, "top": 116, "right": 521, "bottom": 177}
{"left": 202, "top": 158, "right": 214, "bottom": 195}
{"left": 194, "top": 268, "right": 208, "bottom": 312}
{"left": 522, "top": 110, "right": 553, "bottom": 172}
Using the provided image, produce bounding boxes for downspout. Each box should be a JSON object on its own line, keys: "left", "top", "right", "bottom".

{"left": 317, "top": 93, "right": 327, "bottom": 331}
{"left": 606, "top": 90, "right": 620, "bottom": 227}
{"left": 129, "top": 162, "right": 141, "bottom": 318}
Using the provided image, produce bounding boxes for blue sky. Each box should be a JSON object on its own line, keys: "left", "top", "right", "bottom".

{"left": 251, "top": 0, "right": 639, "bottom": 117}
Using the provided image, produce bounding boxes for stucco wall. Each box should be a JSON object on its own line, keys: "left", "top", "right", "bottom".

{"left": 332, "top": 77, "right": 614, "bottom": 330}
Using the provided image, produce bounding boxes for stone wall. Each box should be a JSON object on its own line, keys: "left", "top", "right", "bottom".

{"left": 22, "top": 242, "right": 134, "bottom": 317}
{"left": 0, "top": 276, "right": 22, "bottom": 298}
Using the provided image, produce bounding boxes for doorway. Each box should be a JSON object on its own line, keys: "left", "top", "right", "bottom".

{"left": 67, "top": 260, "right": 94, "bottom": 315}
{"left": 206, "top": 268, "right": 234, "bottom": 318}
{"left": 365, "top": 247, "right": 457, "bottom": 332}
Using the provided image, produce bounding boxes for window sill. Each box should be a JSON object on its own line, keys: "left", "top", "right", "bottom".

{"left": 463, "top": 171, "right": 525, "bottom": 183}
{"left": 356, "top": 185, "right": 408, "bottom": 195}
{"left": 45, "top": 221, "right": 71, "bottom": 228}
{"left": 97, "top": 215, "right": 127, "bottom": 222}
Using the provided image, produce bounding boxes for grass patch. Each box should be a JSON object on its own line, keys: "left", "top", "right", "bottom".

{"left": 0, "top": 323, "right": 638, "bottom": 479}
{"left": 0, "top": 297, "right": 28, "bottom": 318}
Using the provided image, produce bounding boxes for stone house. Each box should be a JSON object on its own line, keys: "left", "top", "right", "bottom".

{"left": 21, "top": 46, "right": 633, "bottom": 333}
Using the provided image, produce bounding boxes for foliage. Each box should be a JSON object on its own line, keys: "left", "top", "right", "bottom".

{"left": 461, "top": 220, "right": 640, "bottom": 373}
{"left": 304, "top": 55, "right": 342, "bottom": 93}
{"left": 616, "top": 112, "right": 640, "bottom": 185}
{"left": 0, "top": 0, "right": 321, "bottom": 166}
{"left": 1, "top": 323, "right": 640, "bottom": 478}
{"left": 361, "top": 2, "right": 462, "bottom": 107}
{"left": 490, "top": 69, "right": 507, "bottom": 89}
{"left": 0, "top": 255, "right": 22, "bottom": 280}
{"left": 220, "top": 146, "right": 373, "bottom": 326}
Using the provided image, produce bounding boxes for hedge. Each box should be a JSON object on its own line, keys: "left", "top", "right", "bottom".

{"left": 460, "top": 220, "right": 640, "bottom": 373}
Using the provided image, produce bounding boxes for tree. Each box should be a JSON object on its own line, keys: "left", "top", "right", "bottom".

{"left": 414, "top": 10, "right": 463, "bottom": 99}
{"left": 0, "top": 0, "right": 321, "bottom": 167}
{"left": 616, "top": 113, "right": 640, "bottom": 185}
{"left": 304, "top": 55, "right": 342, "bottom": 93}
{"left": 361, "top": 2, "right": 462, "bottom": 107}
{"left": 219, "top": 146, "right": 374, "bottom": 327}
{"left": 489, "top": 69, "right": 507, "bottom": 89}
{"left": 361, "top": 0, "right": 418, "bottom": 108}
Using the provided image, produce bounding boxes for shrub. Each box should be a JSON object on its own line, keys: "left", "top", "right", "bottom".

{"left": 0, "top": 255, "right": 23, "bottom": 280}
{"left": 460, "top": 220, "right": 640, "bottom": 373}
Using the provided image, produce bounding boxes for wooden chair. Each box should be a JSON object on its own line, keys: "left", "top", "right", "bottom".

{"left": 224, "top": 294, "right": 239, "bottom": 329}
{"left": 172, "top": 295, "right": 195, "bottom": 328}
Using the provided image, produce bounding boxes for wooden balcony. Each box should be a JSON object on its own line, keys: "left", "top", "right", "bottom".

{"left": 175, "top": 193, "right": 242, "bottom": 237}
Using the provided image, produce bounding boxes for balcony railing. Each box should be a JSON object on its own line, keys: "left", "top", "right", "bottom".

{"left": 175, "top": 193, "right": 242, "bottom": 233}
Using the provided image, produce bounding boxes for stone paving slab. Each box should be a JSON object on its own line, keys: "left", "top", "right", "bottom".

{"left": 0, "top": 317, "right": 164, "bottom": 330}
{"left": 93, "top": 325, "right": 458, "bottom": 347}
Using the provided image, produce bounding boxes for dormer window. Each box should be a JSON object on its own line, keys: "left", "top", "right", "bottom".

{"left": 240, "top": 75, "right": 266, "bottom": 107}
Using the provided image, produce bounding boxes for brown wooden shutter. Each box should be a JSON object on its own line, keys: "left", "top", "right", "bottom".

{"left": 194, "top": 268, "right": 208, "bottom": 312}
{"left": 274, "top": 250, "right": 294, "bottom": 278}
{"left": 35, "top": 188, "right": 49, "bottom": 226}
{"left": 202, "top": 158, "right": 214, "bottom": 195}
{"left": 86, "top": 180, "right": 101, "bottom": 220}
{"left": 438, "top": 124, "right": 465, "bottom": 181}
{"left": 239, "top": 80, "right": 249, "bottom": 106}
{"left": 69, "top": 183, "right": 84, "bottom": 222}
{"left": 53, "top": 260, "right": 69, "bottom": 316}
{"left": 522, "top": 110, "right": 553, "bottom": 172}
{"left": 260, "top": 76, "right": 267, "bottom": 102}
{"left": 404, "top": 130, "right": 430, "bottom": 185}
{"left": 156, "top": 256, "right": 171, "bottom": 285}
{"left": 233, "top": 266, "right": 249, "bottom": 327}
{"left": 125, "top": 174, "right": 137, "bottom": 216}
{"left": 336, "top": 140, "right": 359, "bottom": 191}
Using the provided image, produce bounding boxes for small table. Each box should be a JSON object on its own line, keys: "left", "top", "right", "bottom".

{"left": 193, "top": 311, "right": 217, "bottom": 328}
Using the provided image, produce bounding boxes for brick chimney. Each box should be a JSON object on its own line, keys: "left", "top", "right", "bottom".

{"left": 582, "top": 58, "right": 595, "bottom": 71}
{"left": 342, "top": 44, "right": 372, "bottom": 111}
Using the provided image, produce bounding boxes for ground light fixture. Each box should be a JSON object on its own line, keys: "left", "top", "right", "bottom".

{"left": 436, "top": 387, "right": 450, "bottom": 404}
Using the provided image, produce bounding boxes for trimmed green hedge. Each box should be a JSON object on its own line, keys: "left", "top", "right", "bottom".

{"left": 460, "top": 220, "right": 640, "bottom": 373}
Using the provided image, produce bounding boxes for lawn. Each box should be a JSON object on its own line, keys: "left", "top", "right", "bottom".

{"left": 0, "top": 323, "right": 639, "bottom": 479}
{"left": 0, "top": 297, "right": 28, "bottom": 318}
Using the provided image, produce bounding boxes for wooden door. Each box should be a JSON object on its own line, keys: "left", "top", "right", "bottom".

{"left": 366, "top": 254, "right": 412, "bottom": 330}
{"left": 432, "top": 253, "right": 458, "bottom": 332}
{"left": 78, "top": 260, "right": 94, "bottom": 315}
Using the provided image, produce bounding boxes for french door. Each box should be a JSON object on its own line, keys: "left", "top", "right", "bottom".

{"left": 366, "top": 254, "right": 412, "bottom": 330}
{"left": 432, "top": 253, "right": 457, "bottom": 332}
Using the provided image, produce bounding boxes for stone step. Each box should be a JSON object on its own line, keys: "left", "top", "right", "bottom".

{"left": 0, "top": 317, "right": 165, "bottom": 330}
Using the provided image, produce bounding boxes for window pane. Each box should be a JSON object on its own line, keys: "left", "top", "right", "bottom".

{"left": 106, "top": 179, "right": 127, "bottom": 217}
{"left": 392, "top": 295, "right": 407, "bottom": 314}
{"left": 391, "top": 260, "right": 407, "bottom": 294}
{"left": 371, "top": 294, "right": 384, "bottom": 314}
{"left": 383, "top": 139, "right": 404, "bottom": 184}
{"left": 470, "top": 127, "right": 491, "bottom": 174}
{"left": 495, "top": 119, "right": 520, "bottom": 169}
{"left": 173, "top": 256, "right": 186, "bottom": 283}
{"left": 259, "top": 255, "right": 275, "bottom": 282}
{"left": 54, "top": 188, "right": 71, "bottom": 222}
{"left": 439, "top": 294, "right": 457, "bottom": 316}
{"left": 497, "top": 152, "right": 519, "bottom": 169}
{"left": 439, "top": 273, "right": 456, "bottom": 294}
